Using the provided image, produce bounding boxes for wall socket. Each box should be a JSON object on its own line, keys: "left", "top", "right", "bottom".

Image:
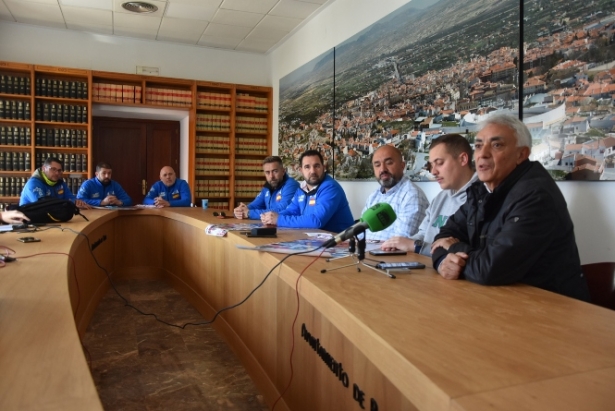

{"left": 136, "top": 66, "right": 159, "bottom": 76}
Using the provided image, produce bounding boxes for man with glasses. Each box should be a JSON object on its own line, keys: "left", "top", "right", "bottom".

{"left": 19, "top": 156, "right": 88, "bottom": 208}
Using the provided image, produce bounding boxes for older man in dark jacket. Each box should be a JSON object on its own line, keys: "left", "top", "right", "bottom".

{"left": 432, "top": 113, "right": 590, "bottom": 301}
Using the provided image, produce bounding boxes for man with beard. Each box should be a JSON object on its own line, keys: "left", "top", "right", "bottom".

{"left": 380, "top": 134, "right": 477, "bottom": 256}
{"left": 143, "top": 166, "right": 191, "bottom": 207}
{"left": 233, "top": 156, "right": 298, "bottom": 219}
{"left": 20, "top": 156, "right": 89, "bottom": 208}
{"left": 361, "top": 145, "right": 428, "bottom": 241}
{"left": 77, "top": 162, "right": 132, "bottom": 207}
{"left": 260, "top": 150, "right": 354, "bottom": 232}
{"left": 432, "top": 113, "right": 589, "bottom": 301}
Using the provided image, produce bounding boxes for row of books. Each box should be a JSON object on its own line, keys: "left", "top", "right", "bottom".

{"left": 0, "top": 152, "right": 31, "bottom": 172}
{"left": 236, "top": 116, "right": 268, "bottom": 134}
{"left": 195, "top": 179, "right": 230, "bottom": 197}
{"left": 195, "top": 158, "right": 230, "bottom": 175}
{"left": 197, "top": 91, "right": 232, "bottom": 109}
{"left": 35, "top": 78, "right": 88, "bottom": 100}
{"left": 0, "top": 177, "right": 27, "bottom": 197}
{"left": 235, "top": 180, "right": 264, "bottom": 197}
{"left": 235, "top": 159, "right": 265, "bottom": 176}
{"left": 144, "top": 87, "right": 192, "bottom": 107}
{"left": 236, "top": 93, "right": 268, "bottom": 112}
{"left": 35, "top": 128, "right": 87, "bottom": 148}
{"left": 195, "top": 135, "right": 230, "bottom": 154}
{"left": 0, "top": 99, "right": 30, "bottom": 121}
{"left": 196, "top": 114, "right": 231, "bottom": 132}
{"left": 93, "top": 83, "right": 143, "bottom": 104}
{"left": 1, "top": 126, "right": 31, "bottom": 146}
{"left": 235, "top": 137, "right": 268, "bottom": 155}
{"left": 35, "top": 102, "right": 87, "bottom": 124}
{"left": 36, "top": 152, "right": 87, "bottom": 173}
{"left": 0, "top": 75, "right": 31, "bottom": 95}
{"left": 0, "top": 176, "right": 83, "bottom": 198}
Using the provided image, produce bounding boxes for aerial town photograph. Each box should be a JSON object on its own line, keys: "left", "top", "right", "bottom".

{"left": 279, "top": 0, "right": 615, "bottom": 181}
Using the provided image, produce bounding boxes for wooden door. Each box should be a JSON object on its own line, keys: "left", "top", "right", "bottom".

{"left": 93, "top": 118, "right": 179, "bottom": 204}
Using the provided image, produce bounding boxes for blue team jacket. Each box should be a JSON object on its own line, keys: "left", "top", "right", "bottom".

{"left": 77, "top": 177, "right": 133, "bottom": 206}
{"left": 19, "top": 168, "right": 76, "bottom": 205}
{"left": 278, "top": 174, "right": 354, "bottom": 232}
{"left": 143, "top": 179, "right": 192, "bottom": 207}
{"left": 247, "top": 174, "right": 299, "bottom": 219}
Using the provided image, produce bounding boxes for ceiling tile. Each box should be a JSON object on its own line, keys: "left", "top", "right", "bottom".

{"left": 60, "top": 0, "right": 113, "bottom": 11}
{"left": 256, "top": 14, "right": 301, "bottom": 32}
{"left": 170, "top": 0, "right": 223, "bottom": 6}
{"left": 197, "top": 34, "right": 242, "bottom": 49}
{"left": 12, "top": 0, "right": 59, "bottom": 5}
{"left": 211, "top": 8, "right": 263, "bottom": 28}
{"left": 4, "top": 1, "right": 65, "bottom": 23}
{"left": 247, "top": 26, "right": 288, "bottom": 41}
{"left": 165, "top": 2, "right": 217, "bottom": 21}
{"left": 236, "top": 37, "right": 278, "bottom": 53}
{"left": 158, "top": 17, "right": 207, "bottom": 42}
{"left": 297, "top": 0, "right": 328, "bottom": 4}
{"left": 204, "top": 22, "right": 251, "bottom": 39}
{"left": 113, "top": 12, "right": 162, "bottom": 30}
{"left": 270, "top": 0, "right": 320, "bottom": 19}
{"left": 66, "top": 22, "right": 114, "bottom": 35}
{"left": 219, "top": 0, "right": 279, "bottom": 14}
{"left": 61, "top": 6, "right": 113, "bottom": 25}
{"left": 113, "top": 0, "right": 167, "bottom": 17}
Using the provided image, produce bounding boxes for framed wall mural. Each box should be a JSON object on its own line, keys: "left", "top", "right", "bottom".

{"left": 279, "top": 0, "right": 615, "bottom": 181}
{"left": 522, "top": 0, "right": 615, "bottom": 180}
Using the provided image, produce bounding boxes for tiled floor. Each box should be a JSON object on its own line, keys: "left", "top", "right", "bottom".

{"left": 82, "top": 279, "right": 269, "bottom": 411}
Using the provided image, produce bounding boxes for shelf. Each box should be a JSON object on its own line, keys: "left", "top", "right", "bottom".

{"left": 35, "top": 96, "right": 87, "bottom": 103}
{"left": 35, "top": 121, "right": 87, "bottom": 126}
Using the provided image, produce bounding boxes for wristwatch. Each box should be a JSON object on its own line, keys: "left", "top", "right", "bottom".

{"left": 414, "top": 240, "right": 424, "bottom": 254}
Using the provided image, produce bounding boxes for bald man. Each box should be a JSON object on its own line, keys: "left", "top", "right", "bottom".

{"left": 361, "top": 145, "right": 428, "bottom": 241}
{"left": 143, "top": 166, "right": 192, "bottom": 207}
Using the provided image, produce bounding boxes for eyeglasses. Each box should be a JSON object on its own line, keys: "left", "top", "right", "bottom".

{"left": 213, "top": 211, "right": 226, "bottom": 217}
{"left": 46, "top": 167, "right": 63, "bottom": 173}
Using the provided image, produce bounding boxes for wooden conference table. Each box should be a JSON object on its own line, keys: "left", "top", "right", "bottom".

{"left": 1, "top": 208, "right": 615, "bottom": 411}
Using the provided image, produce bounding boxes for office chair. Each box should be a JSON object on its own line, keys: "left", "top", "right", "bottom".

{"left": 581, "top": 262, "right": 615, "bottom": 310}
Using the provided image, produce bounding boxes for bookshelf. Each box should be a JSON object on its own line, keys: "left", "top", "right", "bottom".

{"left": 0, "top": 60, "right": 272, "bottom": 210}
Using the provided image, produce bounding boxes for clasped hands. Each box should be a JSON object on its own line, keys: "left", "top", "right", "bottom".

{"left": 432, "top": 236, "right": 466, "bottom": 280}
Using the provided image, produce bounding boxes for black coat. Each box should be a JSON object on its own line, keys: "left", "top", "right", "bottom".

{"left": 432, "top": 160, "right": 590, "bottom": 301}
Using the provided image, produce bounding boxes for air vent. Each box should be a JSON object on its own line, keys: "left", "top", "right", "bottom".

{"left": 121, "top": 2, "right": 158, "bottom": 14}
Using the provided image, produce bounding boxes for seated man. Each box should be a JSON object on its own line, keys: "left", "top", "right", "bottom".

{"left": 362, "top": 145, "right": 428, "bottom": 241}
{"left": 381, "top": 134, "right": 477, "bottom": 256}
{"left": 143, "top": 166, "right": 191, "bottom": 207}
{"left": 20, "top": 157, "right": 88, "bottom": 208}
{"left": 234, "top": 156, "right": 299, "bottom": 219}
{"left": 432, "top": 113, "right": 590, "bottom": 301}
{"left": 77, "top": 161, "right": 132, "bottom": 207}
{"left": 260, "top": 150, "right": 354, "bottom": 232}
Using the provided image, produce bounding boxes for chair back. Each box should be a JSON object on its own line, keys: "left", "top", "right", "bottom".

{"left": 582, "top": 262, "right": 615, "bottom": 310}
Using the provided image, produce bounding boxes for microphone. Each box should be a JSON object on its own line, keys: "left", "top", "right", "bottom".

{"left": 322, "top": 203, "right": 396, "bottom": 248}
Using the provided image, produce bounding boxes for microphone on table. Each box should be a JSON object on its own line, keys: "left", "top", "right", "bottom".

{"left": 322, "top": 203, "right": 396, "bottom": 248}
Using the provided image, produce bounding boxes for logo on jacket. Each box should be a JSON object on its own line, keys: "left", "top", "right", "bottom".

{"left": 298, "top": 194, "right": 305, "bottom": 203}
{"left": 432, "top": 215, "right": 449, "bottom": 228}
{"left": 276, "top": 193, "right": 282, "bottom": 201}
{"left": 309, "top": 196, "right": 316, "bottom": 206}
{"left": 92, "top": 193, "right": 100, "bottom": 198}
{"left": 172, "top": 191, "right": 180, "bottom": 199}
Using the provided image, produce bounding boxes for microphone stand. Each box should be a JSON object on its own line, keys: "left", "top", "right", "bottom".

{"left": 321, "top": 236, "right": 396, "bottom": 278}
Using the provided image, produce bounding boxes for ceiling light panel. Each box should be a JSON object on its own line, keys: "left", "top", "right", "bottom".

{"left": 113, "top": 0, "right": 166, "bottom": 17}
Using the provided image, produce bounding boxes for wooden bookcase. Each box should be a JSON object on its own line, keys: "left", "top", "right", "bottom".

{"left": 0, "top": 60, "right": 272, "bottom": 209}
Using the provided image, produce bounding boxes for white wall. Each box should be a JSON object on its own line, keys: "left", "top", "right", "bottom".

{"left": 0, "top": 21, "right": 270, "bottom": 85}
{"left": 268, "top": 0, "right": 615, "bottom": 264}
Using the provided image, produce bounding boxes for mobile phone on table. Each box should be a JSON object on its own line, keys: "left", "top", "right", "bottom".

{"left": 17, "top": 237, "right": 41, "bottom": 243}
{"left": 369, "top": 249, "right": 407, "bottom": 256}
{"left": 376, "top": 261, "right": 425, "bottom": 270}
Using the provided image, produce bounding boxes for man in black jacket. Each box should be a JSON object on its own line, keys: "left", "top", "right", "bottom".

{"left": 432, "top": 113, "right": 590, "bottom": 301}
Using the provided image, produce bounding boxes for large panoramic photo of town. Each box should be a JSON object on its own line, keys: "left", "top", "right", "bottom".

{"left": 279, "top": 0, "right": 615, "bottom": 181}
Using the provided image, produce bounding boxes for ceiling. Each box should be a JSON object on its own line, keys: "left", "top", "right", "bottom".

{"left": 0, "top": 0, "right": 332, "bottom": 54}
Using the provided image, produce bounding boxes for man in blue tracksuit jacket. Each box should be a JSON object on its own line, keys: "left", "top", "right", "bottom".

{"left": 77, "top": 162, "right": 133, "bottom": 206}
{"left": 143, "top": 166, "right": 192, "bottom": 207}
{"left": 260, "top": 150, "right": 354, "bottom": 233}
{"left": 233, "top": 156, "right": 299, "bottom": 220}
{"left": 20, "top": 156, "right": 88, "bottom": 208}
